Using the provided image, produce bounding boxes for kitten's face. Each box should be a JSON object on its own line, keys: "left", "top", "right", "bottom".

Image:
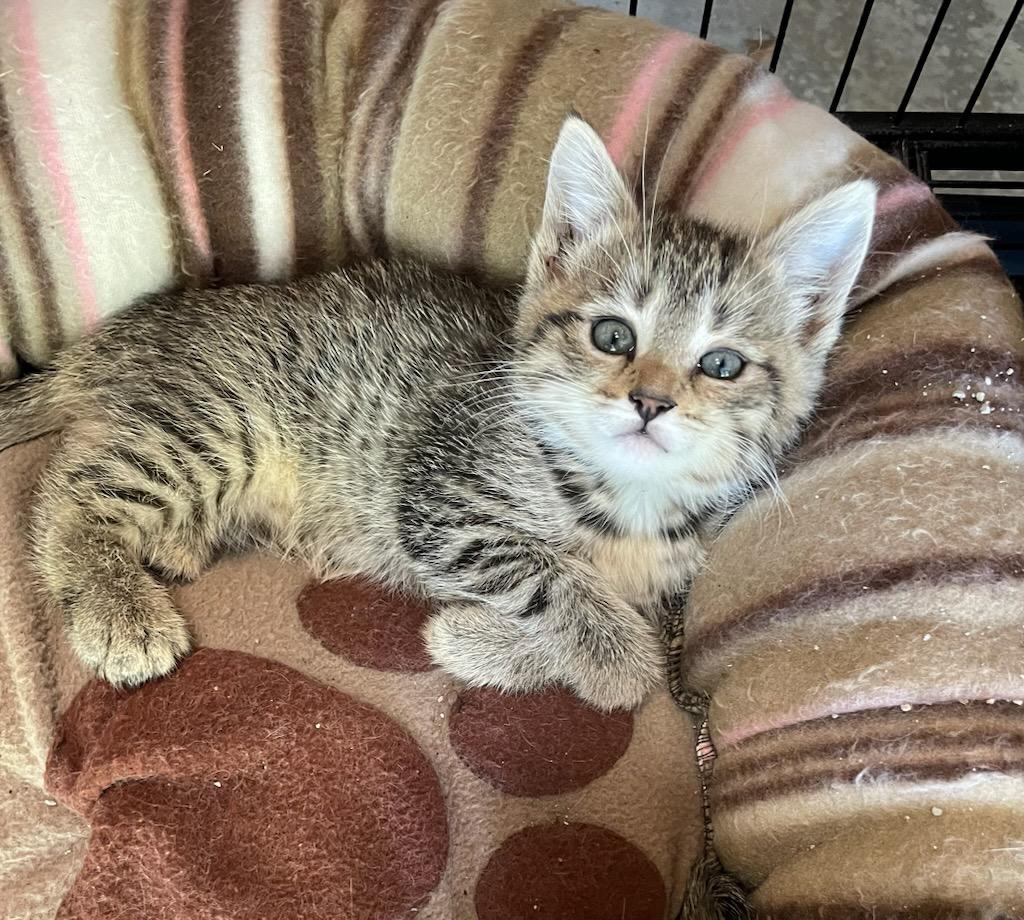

{"left": 514, "top": 117, "right": 875, "bottom": 503}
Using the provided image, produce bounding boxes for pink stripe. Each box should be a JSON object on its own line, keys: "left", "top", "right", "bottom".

{"left": 876, "top": 179, "right": 933, "bottom": 216}
{"left": 0, "top": 336, "right": 14, "bottom": 373}
{"left": 605, "top": 32, "right": 692, "bottom": 167}
{"left": 718, "top": 682, "right": 1024, "bottom": 748}
{"left": 12, "top": 0, "right": 100, "bottom": 331}
{"left": 688, "top": 84, "right": 797, "bottom": 206}
{"left": 164, "top": 0, "right": 213, "bottom": 274}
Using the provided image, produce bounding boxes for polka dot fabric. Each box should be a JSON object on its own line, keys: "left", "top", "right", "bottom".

{"left": 40, "top": 565, "right": 704, "bottom": 919}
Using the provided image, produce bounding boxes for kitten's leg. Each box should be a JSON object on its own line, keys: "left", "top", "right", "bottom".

{"left": 33, "top": 439, "right": 220, "bottom": 686}
{"left": 421, "top": 542, "right": 664, "bottom": 710}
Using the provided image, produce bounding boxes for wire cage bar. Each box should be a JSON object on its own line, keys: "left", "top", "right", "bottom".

{"left": 768, "top": 0, "right": 795, "bottom": 73}
{"left": 626, "top": 0, "right": 1024, "bottom": 291}
{"left": 960, "top": 0, "right": 1024, "bottom": 125}
{"left": 829, "top": 0, "right": 875, "bottom": 113}
{"left": 896, "top": 0, "right": 952, "bottom": 119}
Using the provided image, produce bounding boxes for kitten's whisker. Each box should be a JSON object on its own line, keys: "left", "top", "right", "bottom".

{"left": 647, "top": 106, "right": 682, "bottom": 261}
{"left": 733, "top": 432, "right": 792, "bottom": 520}
{"left": 640, "top": 107, "right": 651, "bottom": 277}
{"left": 729, "top": 179, "right": 773, "bottom": 293}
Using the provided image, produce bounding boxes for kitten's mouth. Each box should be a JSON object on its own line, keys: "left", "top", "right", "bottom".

{"left": 617, "top": 428, "right": 668, "bottom": 454}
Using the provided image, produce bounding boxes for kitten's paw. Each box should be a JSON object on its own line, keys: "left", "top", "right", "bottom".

{"left": 424, "top": 600, "right": 664, "bottom": 711}
{"left": 557, "top": 598, "right": 667, "bottom": 713}
{"left": 423, "top": 604, "right": 549, "bottom": 694}
{"left": 569, "top": 646, "right": 663, "bottom": 711}
{"left": 68, "top": 596, "right": 192, "bottom": 687}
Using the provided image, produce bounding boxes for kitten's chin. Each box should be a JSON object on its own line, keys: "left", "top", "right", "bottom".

{"left": 615, "top": 429, "right": 669, "bottom": 457}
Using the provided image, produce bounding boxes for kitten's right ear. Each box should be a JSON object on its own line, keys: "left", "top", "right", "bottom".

{"left": 762, "top": 180, "right": 877, "bottom": 359}
{"left": 534, "top": 114, "right": 635, "bottom": 274}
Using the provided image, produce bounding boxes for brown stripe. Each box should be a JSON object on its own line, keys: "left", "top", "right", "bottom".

{"left": 183, "top": 0, "right": 256, "bottom": 282}
{"left": 146, "top": 2, "right": 209, "bottom": 284}
{"left": 665, "top": 56, "right": 760, "bottom": 212}
{"left": 796, "top": 397, "right": 1024, "bottom": 461}
{"left": 816, "top": 343, "right": 1023, "bottom": 421}
{"left": 0, "top": 143, "right": 27, "bottom": 363}
{"left": 457, "top": 7, "right": 587, "bottom": 271}
{"left": 685, "top": 554, "right": 1024, "bottom": 665}
{"left": 640, "top": 42, "right": 724, "bottom": 197}
{"left": 716, "top": 749, "right": 1024, "bottom": 811}
{"left": 337, "top": 0, "right": 408, "bottom": 256}
{"left": 0, "top": 224, "right": 25, "bottom": 371}
{"left": 0, "top": 84, "right": 61, "bottom": 353}
{"left": 720, "top": 700, "right": 1024, "bottom": 774}
{"left": 717, "top": 703, "right": 1024, "bottom": 799}
{"left": 357, "top": 0, "right": 447, "bottom": 257}
{"left": 792, "top": 339, "right": 1024, "bottom": 460}
{"left": 345, "top": 1, "right": 410, "bottom": 119}
{"left": 279, "top": 0, "right": 327, "bottom": 274}
{"left": 116, "top": 0, "right": 183, "bottom": 285}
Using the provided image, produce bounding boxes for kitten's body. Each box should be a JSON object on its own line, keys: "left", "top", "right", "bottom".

{"left": 10, "top": 261, "right": 697, "bottom": 705}
{"left": 0, "top": 118, "right": 875, "bottom": 709}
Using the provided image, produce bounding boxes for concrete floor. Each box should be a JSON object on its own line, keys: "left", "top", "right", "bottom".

{"left": 591, "top": 0, "right": 1023, "bottom": 113}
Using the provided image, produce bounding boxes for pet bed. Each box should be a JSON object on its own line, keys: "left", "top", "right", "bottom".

{"left": 0, "top": 1, "right": 1022, "bottom": 917}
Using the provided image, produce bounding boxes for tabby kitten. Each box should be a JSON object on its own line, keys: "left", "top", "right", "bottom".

{"left": 0, "top": 116, "right": 875, "bottom": 710}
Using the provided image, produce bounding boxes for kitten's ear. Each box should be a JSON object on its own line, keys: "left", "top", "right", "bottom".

{"left": 764, "top": 180, "right": 877, "bottom": 356}
{"left": 534, "top": 114, "right": 635, "bottom": 272}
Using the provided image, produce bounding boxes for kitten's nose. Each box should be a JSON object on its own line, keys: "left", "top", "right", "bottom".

{"left": 629, "top": 389, "right": 676, "bottom": 424}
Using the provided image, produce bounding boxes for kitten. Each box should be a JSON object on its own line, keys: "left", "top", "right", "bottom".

{"left": 0, "top": 116, "right": 875, "bottom": 710}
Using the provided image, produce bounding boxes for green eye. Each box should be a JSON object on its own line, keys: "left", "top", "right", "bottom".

{"left": 591, "top": 318, "right": 636, "bottom": 356}
{"left": 698, "top": 348, "right": 746, "bottom": 380}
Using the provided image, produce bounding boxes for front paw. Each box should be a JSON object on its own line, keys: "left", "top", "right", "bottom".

{"left": 423, "top": 603, "right": 550, "bottom": 695}
{"left": 423, "top": 600, "right": 664, "bottom": 711}
{"left": 67, "top": 593, "right": 192, "bottom": 687}
{"left": 565, "top": 611, "right": 665, "bottom": 711}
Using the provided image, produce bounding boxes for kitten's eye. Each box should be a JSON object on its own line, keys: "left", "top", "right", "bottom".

{"left": 591, "top": 318, "right": 636, "bottom": 356}
{"left": 698, "top": 348, "right": 746, "bottom": 380}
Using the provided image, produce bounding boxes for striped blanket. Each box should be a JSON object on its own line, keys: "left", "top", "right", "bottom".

{"left": 1, "top": 1, "right": 1022, "bottom": 918}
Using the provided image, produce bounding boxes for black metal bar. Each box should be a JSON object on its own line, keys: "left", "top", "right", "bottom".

{"left": 938, "top": 193, "right": 1024, "bottom": 219}
{"left": 837, "top": 112, "right": 1024, "bottom": 175}
{"left": 958, "top": 0, "right": 1023, "bottom": 126}
{"left": 628, "top": 0, "right": 639, "bottom": 15}
{"left": 768, "top": 0, "right": 795, "bottom": 72}
{"left": 932, "top": 179, "right": 1024, "bottom": 189}
{"left": 829, "top": 0, "right": 875, "bottom": 112}
{"left": 699, "top": 0, "right": 713, "bottom": 39}
{"left": 838, "top": 112, "right": 1024, "bottom": 138}
{"left": 895, "top": 0, "right": 952, "bottom": 121}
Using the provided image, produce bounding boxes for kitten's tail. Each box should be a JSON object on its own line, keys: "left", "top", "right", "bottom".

{"left": 682, "top": 855, "right": 751, "bottom": 920}
{"left": 0, "top": 372, "right": 64, "bottom": 450}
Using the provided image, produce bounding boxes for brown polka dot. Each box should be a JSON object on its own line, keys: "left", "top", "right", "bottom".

{"left": 297, "top": 577, "right": 434, "bottom": 672}
{"left": 475, "top": 822, "right": 666, "bottom": 919}
{"left": 46, "top": 649, "right": 447, "bottom": 919}
{"left": 449, "top": 687, "right": 633, "bottom": 796}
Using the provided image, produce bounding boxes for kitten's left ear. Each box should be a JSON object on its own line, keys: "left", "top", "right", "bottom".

{"left": 764, "top": 180, "right": 877, "bottom": 357}
{"left": 530, "top": 114, "right": 637, "bottom": 278}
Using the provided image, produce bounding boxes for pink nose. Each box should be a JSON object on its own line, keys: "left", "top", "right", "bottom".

{"left": 629, "top": 390, "right": 676, "bottom": 424}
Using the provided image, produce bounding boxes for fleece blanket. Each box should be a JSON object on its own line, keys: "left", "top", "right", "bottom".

{"left": 0, "top": 0, "right": 1022, "bottom": 918}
